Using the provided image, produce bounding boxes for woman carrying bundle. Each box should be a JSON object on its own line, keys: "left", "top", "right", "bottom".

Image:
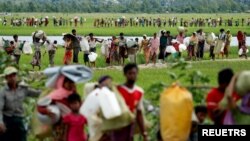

{"left": 140, "top": 35, "right": 150, "bottom": 65}
{"left": 188, "top": 32, "right": 198, "bottom": 60}
{"left": 31, "top": 31, "right": 46, "bottom": 70}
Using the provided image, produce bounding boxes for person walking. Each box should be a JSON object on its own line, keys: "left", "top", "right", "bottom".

{"left": 31, "top": 31, "right": 46, "bottom": 70}
{"left": 13, "top": 34, "right": 23, "bottom": 65}
{"left": 149, "top": 33, "right": 160, "bottom": 65}
{"left": 72, "top": 29, "right": 81, "bottom": 64}
{"left": 140, "top": 35, "right": 150, "bottom": 65}
{"left": 47, "top": 40, "right": 57, "bottom": 67}
{"left": 111, "top": 64, "right": 148, "bottom": 141}
{"left": 197, "top": 29, "right": 205, "bottom": 60}
{"left": 214, "top": 29, "right": 226, "bottom": 59}
{"left": 223, "top": 30, "right": 232, "bottom": 59}
{"left": 158, "top": 31, "right": 167, "bottom": 63}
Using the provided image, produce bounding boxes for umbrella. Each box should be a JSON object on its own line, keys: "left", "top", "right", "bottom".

{"left": 165, "top": 46, "right": 177, "bottom": 54}
{"left": 43, "top": 65, "right": 93, "bottom": 88}
{"left": 63, "top": 33, "right": 79, "bottom": 43}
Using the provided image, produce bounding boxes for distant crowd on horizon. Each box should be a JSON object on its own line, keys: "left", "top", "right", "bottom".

{"left": 1, "top": 16, "right": 250, "bottom": 28}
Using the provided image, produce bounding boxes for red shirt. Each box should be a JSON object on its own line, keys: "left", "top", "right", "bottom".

{"left": 173, "top": 43, "right": 180, "bottom": 52}
{"left": 63, "top": 113, "right": 87, "bottom": 141}
{"left": 206, "top": 88, "right": 240, "bottom": 124}
{"left": 117, "top": 85, "right": 144, "bottom": 112}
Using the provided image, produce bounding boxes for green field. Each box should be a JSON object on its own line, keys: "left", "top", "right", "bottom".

{"left": 0, "top": 13, "right": 250, "bottom": 36}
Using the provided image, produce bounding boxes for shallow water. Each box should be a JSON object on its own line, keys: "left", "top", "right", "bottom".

{"left": 1, "top": 36, "right": 249, "bottom": 46}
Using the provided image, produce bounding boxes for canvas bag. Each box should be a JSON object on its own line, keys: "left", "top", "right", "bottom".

{"left": 160, "top": 83, "right": 193, "bottom": 141}
{"left": 100, "top": 87, "right": 135, "bottom": 132}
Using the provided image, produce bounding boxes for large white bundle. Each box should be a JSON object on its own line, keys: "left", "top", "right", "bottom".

{"left": 238, "top": 48, "right": 249, "bottom": 55}
{"left": 80, "top": 37, "right": 90, "bottom": 51}
{"left": 88, "top": 52, "right": 98, "bottom": 62}
{"left": 206, "top": 32, "right": 216, "bottom": 45}
{"left": 204, "top": 43, "right": 210, "bottom": 52}
{"left": 83, "top": 82, "right": 98, "bottom": 97}
{"left": 37, "top": 105, "right": 60, "bottom": 125}
{"left": 165, "top": 46, "right": 177, "bottom": 53}
{"left": 183, "top": 37, "right": 190, "bottom": 47}
{"left": 22, "top": 42, "right": 33, "bottom": 54}
{"left": 32, "top": 30, "right": 46, "bottom": 39}
{"left": 235, "top": 71, "right": 250, "bottom": 96}
{"left": 97, "top": 87, "right": 122, "bottom": 119}
{"left": 127, "top": 40, "right": 136, "bottom": 48}
{"left": 101, "top": 44, "right": 106, "bottom": 56}
{"left": 179, "top": 44, "right": 187, "bottom": 52}
{"left": 177, "top": 26, "right": 186, "bottom": 33}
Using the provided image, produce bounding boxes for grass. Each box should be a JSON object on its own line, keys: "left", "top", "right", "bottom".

{"left": 0, "top": 13, "right": 250, "bottom": 36}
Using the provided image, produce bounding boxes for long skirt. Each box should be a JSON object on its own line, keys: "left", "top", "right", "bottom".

{"left": 64, "top": 50, "right": 73, "bottom": 65}
{"left": 214, "top": 40, "right": 224, "bottom": 55}
{"left": 119, "top": 46, "right": 127, "bottom": 58}
{"left": 110, "top": 124, "right": 135, "bottom": 141}
{"left": 143, "top": 47, "right": 150, "bottom": 63}
{"left": 224, "top": 42, "right": 230, "bottom": 55}
{"left": 31, "top": 50, "right": 41, "bottom": 66}
{"left": 188, "top": 45, "right": 196, "bottom": 57}
{"left": 158, "top": 45, "right": 166, "bottom": 60}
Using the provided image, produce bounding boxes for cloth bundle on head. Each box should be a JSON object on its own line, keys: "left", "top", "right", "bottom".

{"left": 222, "top": 71, "right": 250, "bottom": 125}
{"left": 32, "top": 30, "right": 47, "bottom": 40}
{"left": 235, "top": 71, "right": 250, "bottom": 96}
{"left": 43, "top": 65, "right": 93, "bottom": 88}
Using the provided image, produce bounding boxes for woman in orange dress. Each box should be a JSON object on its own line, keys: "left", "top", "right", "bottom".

{"left": 63, "top": 37, "right": 73, "bottom": 65}
{"left": 140, "top": 35, "right": 150, "bottom": 65}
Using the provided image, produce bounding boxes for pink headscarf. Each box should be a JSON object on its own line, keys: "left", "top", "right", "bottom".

{"left": 47, "top": 75, "right": 73, "bottom": 101}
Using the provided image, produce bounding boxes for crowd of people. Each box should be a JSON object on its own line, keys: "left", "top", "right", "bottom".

{"left": 94, "top": 17, "right": 250, "bottom": 28}
{"left": 1, "top": 16, "right": 250, "bottom": 28}
{"left": 0, "top": 16, "right": 86, "bottom": 27}
{"left": 0, "top": 27, "right": 248, "bottom": 69}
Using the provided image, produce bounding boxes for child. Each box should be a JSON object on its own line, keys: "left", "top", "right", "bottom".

{"left": 195, "top": 105, "right": 207, "bottom": 124}
{"left": 47, "top": 40, "right": 57, "bottom": 67}
{"left": 5, "top": 41, "right": 15, "bottom": 55}
{"left": 63, "top": 93, "right": 87, "bottom": 141}
{"left": 188, "top": 105, "right": 208, "bottom": 141}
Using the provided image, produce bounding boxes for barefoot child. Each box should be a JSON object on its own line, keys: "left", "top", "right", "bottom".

{"left": 63, "top": 94, "right": 87, "bottom": 141}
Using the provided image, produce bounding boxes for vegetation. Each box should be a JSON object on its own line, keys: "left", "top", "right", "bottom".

{"left": 0, "top": 0, "right": 249, "bottom": 13}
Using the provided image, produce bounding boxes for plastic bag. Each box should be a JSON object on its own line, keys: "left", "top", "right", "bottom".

{"left": 97, "top": 87, "right": 122, "bottom": 119}
{"left": 31, "top": 89, "right": 53, "bottom": 140}
{"left": 206, "top": 32, "right": 216, "bottom": 45}
{"left": 101, "top": 43, "right": 106, "bottom": 55}
{"left": 88, "top": 52, "right": 98, "bottom": 62}
{"left": 80, "top": 37, "right": 90, "bottom": 51}
{"left": 160, "top": 84, "right": 193, "bottom": 141}
{"left": 23, "top": 42, "right": 33, "bottom": 54}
